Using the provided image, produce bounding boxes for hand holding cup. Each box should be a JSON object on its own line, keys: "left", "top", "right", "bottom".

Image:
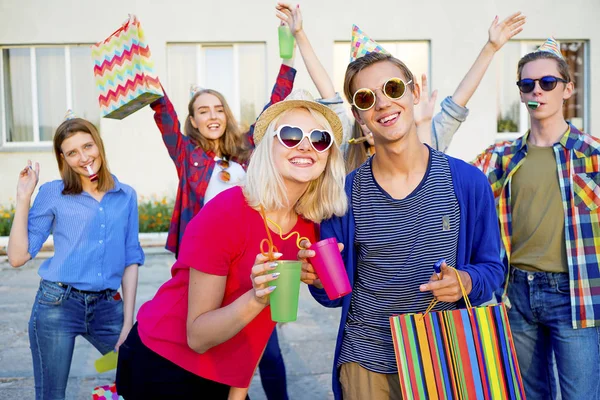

{"left": 250, "top": 252, "right": 282, "bottom": 305}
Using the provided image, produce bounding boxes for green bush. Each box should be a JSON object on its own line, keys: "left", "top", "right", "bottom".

{"left": 138, "top": 195, "right": 173, "bottom": 233}
{"left": 497, "top": 117, "right": 519, "bottom": 133}
{"left": 0, "top": 204, "right": 15, "bottom": 236}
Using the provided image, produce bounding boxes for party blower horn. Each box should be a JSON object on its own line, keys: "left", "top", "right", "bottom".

{"left": 86, "top": 165, "right": 99, "bottom": 182}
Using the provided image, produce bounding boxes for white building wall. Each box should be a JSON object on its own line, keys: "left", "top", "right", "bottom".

{"left": 0, "top": 0, "right": 599, "bottom": 204}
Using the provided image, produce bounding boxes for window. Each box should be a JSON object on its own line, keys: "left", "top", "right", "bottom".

{"left": 0, "top": 45, "right": 99, "bottom": 147}
{"left": 166, "top": 43, "right": 267, "bottom": 130}
{"left": 496, "top": 40, "right": 589, "bottom": 139}
{"left": 333, "top": 41, "right": 431, "bottom": 119}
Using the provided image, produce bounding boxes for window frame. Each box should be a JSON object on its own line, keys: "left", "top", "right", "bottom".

{"left": 0, "top": 44, "right": 96, "bottom": 150}
{"left": 166, "top": 41, "right": 267, "bottom": 124}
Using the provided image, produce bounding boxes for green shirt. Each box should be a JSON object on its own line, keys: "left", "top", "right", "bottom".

{"left": 510, "top": 143, "right": 568, "bottom": 273}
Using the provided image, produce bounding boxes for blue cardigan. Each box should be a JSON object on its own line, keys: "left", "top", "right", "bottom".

{"left": 309, "top": 154, "right": 505, "bottom": 399}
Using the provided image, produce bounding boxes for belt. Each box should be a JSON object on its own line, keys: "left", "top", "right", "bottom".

{"left": 56, "top": 282, "right": 110, "bottom": 295}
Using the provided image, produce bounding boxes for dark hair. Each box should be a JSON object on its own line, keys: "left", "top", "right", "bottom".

{"left": 517, "top": 51, "right": 573, "bottom": 83}
{"left": 343, "top": 52, "right": 415, "bottom": 106}
{"left": 53, "top": 118, "right": 114, "bottom": 195}
{"left": 184, "top": 88, "right": 251, "bottom": 162}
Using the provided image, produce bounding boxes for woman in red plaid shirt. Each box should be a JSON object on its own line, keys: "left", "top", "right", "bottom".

{"left": 151, "top": 61, "right": 296, "bottom": 257}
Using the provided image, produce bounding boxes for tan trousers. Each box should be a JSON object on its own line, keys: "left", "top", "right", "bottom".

{"left": 339, "top": 362, "right": 403, "bottom": 400}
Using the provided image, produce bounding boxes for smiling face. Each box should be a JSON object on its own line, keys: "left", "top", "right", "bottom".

{"left": 519, "top": 58, "right": 573, "bottom": 121}
{"left": 189, "top": 92, "right": 227, "bottom": 141}
{"left": 272, "top": 108, "right": 330, "bottom": 191}
{"left": 60, "top": 132, "right": 102, "bottom": 179}
{"left": 350, "top": 60, "right": 419, "bottom": 146}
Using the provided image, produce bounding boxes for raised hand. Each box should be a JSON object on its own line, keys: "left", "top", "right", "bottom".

{"left": 276, "top": 2, "right": 302, "bottom": 36}
{"left": 414, "top": 73, "right": 438, "bottom": 127}
{"left": 17, "top": 160, "right": 39, "bottom": 200}
{"left": 488, "top": 12, "right": 526, "bottom": 52}
{"left": 414, "top": 73, "right": 437, "bottom": 146}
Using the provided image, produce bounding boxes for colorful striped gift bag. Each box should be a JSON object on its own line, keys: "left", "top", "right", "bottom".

{"left": 389, "top": 268, "right": 525, "bottom": 400}
{"left": 91, "top": 15, "right": 163, "bottom": 119}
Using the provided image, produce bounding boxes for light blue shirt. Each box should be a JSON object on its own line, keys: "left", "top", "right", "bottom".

{"left": 28, "top": 176, "right": 144, "bottom": 291}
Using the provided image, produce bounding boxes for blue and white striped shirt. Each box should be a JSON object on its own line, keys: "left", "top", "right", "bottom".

{"left": 27, "top": 177, "right": 144, "bottom": 291}
{"left": 338, "top": 148, "right": 460, "bottom": 373}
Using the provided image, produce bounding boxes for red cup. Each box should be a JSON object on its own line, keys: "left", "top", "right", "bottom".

{"left": 309, "top": 238, "right": 351, "bottom": 300}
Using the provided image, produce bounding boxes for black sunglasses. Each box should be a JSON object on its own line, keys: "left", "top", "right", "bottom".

{"left": 516, "top": 76, "right": 568, "bottom": 93}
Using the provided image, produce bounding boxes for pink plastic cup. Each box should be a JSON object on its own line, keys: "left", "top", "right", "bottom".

{"left": 309, "top": 237, "right": 352, "bottom": 300}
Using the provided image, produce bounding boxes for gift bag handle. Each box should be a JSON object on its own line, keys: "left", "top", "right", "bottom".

{"left": 421, "top": 266, "right": 473, "bottom": 318}
{"left": 102, "top": 14, "right": 138, "bottom": 42}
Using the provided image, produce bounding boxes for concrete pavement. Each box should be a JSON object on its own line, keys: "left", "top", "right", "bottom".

{"left": 0, "top": 250, "right": 340, "bottom": 399}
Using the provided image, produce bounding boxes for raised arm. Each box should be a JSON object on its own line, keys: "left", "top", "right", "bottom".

{"left": 276, "top": 2, "right": 336, "bottom": 99}
{"left": 150, "top": 87, "right": 192, "bottom": 176}
{"left": 453, "top": 12, "right": 526, "bottom": 107}
{"left": 276, "top": 2, "right": 355, "bottom": 142}
{"left": 246, "top": 60, "right": 297, "bottom": 147}
{"left": 417, "top": 12, "right": 526, "bottom": 151}
{"left": 7, "top": 161, "right": 40, "bottom": 267}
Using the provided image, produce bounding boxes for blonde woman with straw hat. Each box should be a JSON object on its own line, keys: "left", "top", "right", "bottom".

{"left": 116, "top": 90, "right": 347, "bottom": 399}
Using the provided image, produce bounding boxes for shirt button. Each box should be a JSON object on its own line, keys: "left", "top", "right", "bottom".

{"left": 101, "top": 224, "right": 105, "bottom": 228}
{"left": 99, "top": 207, "right": 103, "bottom": 211}
{"left": 194, "top": 162, "right": 198, "bottom": 166}
{"left": 527, "top": 274, "right": 534, "bottom": 281}
{"left": 97, "top": 273, "right": 102, "bottom": 276}
{"left": 99, "top": 240, "right": 103, "bottom": 244}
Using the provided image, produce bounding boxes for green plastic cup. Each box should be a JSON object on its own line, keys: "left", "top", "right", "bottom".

{"left": 95, "top": 350, "right": 118, "bottom": 373}
{"left": 267, "top": 260, "right": 302, "bottom": 322}
{"left": 278, "top": 25, "right": 295, "bottom": 59}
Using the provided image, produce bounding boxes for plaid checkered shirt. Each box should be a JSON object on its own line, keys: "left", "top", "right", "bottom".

{"left": 472, "top": 124, "right": 600, "bottom": 328}
{"left": 151, "top": 64, "right": 296, "bottom": 255}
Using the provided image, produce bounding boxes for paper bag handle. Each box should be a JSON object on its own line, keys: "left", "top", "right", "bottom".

{"left": 421, "top": 266, "right": 473, "bottom": 318}
{"left": 102, "top": 14, "right": 138, "bottom": 43}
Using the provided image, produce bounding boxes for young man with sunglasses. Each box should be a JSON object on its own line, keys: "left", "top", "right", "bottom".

{"left": 302, "top": 50, "right": 506, "bottom": 400}
{"left": 470, "top": 39, "right": 600, "bottom": 399}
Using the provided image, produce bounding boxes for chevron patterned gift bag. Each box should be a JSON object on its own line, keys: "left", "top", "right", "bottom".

{"left": 92, "top": 15, "right": 163, "bottom": 119}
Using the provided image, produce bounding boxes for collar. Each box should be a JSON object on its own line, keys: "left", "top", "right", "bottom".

{"left": 518, "top": 123, "right": 575, "bottom": 153}
{"left": 107, "top": 174, "right": 123, "bottom": 193}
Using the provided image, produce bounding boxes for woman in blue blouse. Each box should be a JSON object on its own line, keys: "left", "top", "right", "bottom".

{"left": 7, "top": 117, "right": 144, "bottom": 400}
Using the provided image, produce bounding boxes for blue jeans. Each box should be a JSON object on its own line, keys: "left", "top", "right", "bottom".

{"left": 29, "top": 280, "right": 123, "bottom": 400}
{"left": 258, "top": 328, "right": 288, "bottom": 400}
{"left": 507, "top": 268, "right": 600, "bottom": 400}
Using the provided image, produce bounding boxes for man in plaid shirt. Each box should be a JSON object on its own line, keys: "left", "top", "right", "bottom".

{"left": 472, "top": 38, "right": 600, "bottom": 399}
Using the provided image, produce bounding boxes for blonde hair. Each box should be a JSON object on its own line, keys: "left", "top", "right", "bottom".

{"left": 244, "top": 107, "right": 347, "bottom": 223}
{"left": 517, "top": 51, "right": 573, "bottom": 83}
